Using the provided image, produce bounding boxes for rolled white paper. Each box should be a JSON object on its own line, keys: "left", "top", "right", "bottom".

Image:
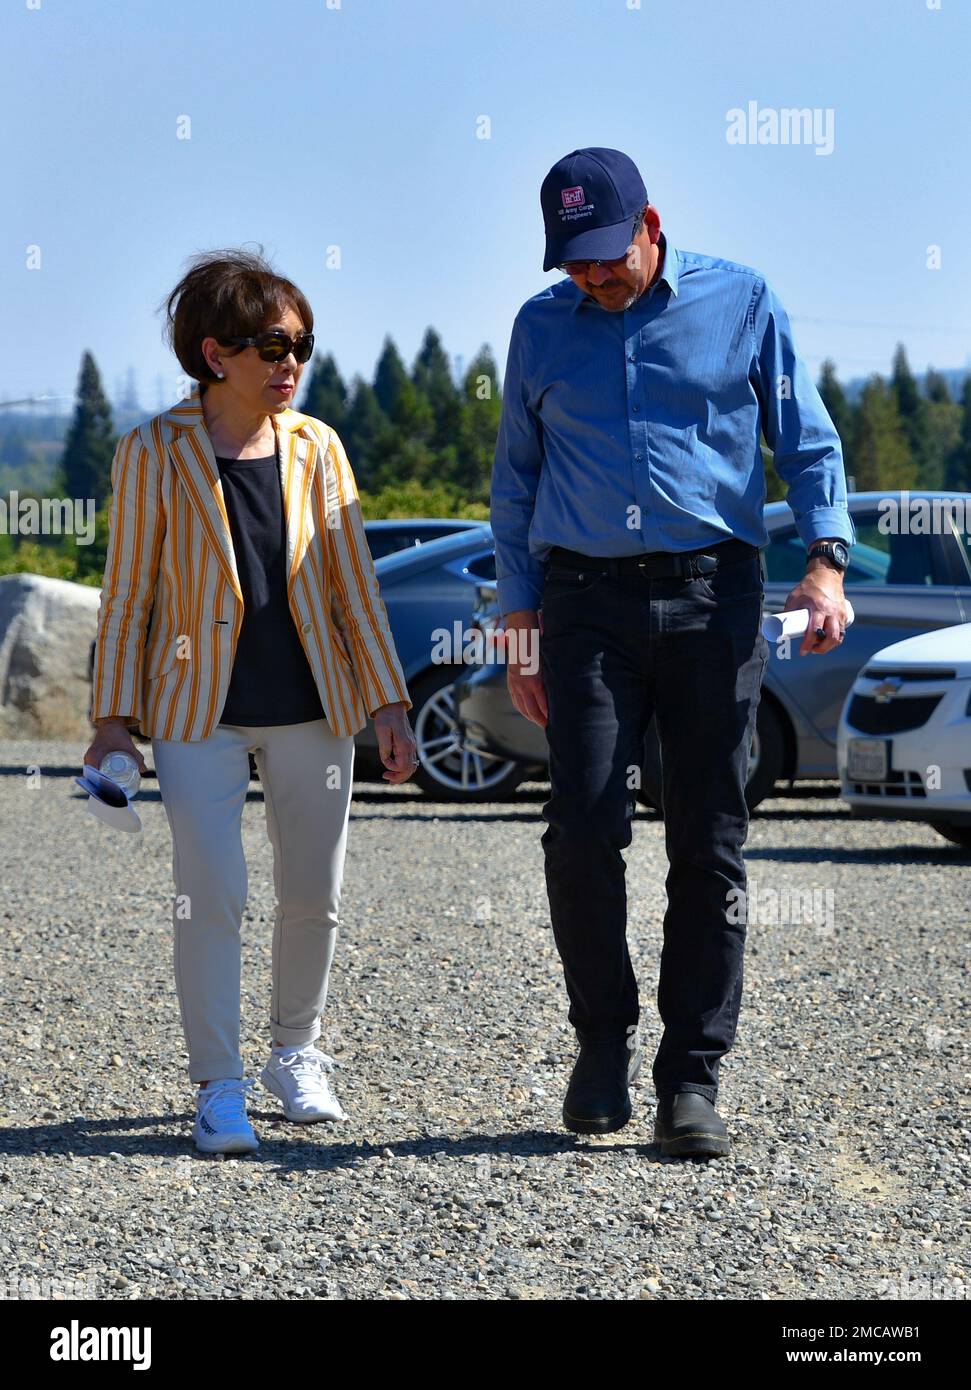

{"left": 74, "top": 766, "right": 142, "bottom": 832}
{"left": 762, "top": 599, "right": 855, "bottom": 643}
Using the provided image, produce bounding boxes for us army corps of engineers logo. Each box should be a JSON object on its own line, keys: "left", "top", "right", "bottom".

{"left": 558, "top": 185, "right": 596, "bottom": 223}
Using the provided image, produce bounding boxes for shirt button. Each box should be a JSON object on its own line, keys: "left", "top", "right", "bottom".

{"left": 628, "top": 354, "right": 635, "bottom": 362}
{"left": 632, "top": 404, "right": 640, "bottom": 412}
{"left": 635, "top": 453, "right": 644, "bottom": 461}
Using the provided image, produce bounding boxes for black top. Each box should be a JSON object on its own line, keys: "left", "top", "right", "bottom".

{"left": 214, "top": 447, "right": 325, "bottom": 727}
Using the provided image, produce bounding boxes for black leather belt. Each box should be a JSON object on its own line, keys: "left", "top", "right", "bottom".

{"left": 547, "top": 537, "right": 759, "bottom": 580}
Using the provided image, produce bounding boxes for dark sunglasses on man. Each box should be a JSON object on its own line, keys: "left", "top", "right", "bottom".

{"left": 558, "top": 213, "right": 643, "bottom": 274}
{"left": 222, "top": 330, "right": 315, "bottom": 364}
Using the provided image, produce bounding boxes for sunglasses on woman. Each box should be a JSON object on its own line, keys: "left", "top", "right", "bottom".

{"left": 223, "top": 330, "right": 315, "bottom": 364}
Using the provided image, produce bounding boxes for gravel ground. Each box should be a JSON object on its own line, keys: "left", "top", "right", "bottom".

{"left": 0, "top": 739, "right": 968, "bottom": 1302}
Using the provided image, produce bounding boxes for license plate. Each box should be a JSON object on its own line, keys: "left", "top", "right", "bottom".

{"left": 847, "top": 738, "right": 889, "bottom": 782}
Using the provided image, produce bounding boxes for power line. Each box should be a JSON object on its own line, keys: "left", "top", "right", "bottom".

{"left": 0, "top": 395, "right": 73, "bottom": 410}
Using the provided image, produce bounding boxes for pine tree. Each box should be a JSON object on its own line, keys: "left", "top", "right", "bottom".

{"left": 923, "top": 368, "right": 960, "bottom": 492}
{"left": 924, "top": 368, "right": 953, "bottom": 405}
{"left": 851, "top": 375, "right": 917, "bottom": 492}
{"left": 299, "top": 353, "right": 347, "bottom": 433}
{"left": 371, "top": 337, "right": 437, "bottom": 488}
{"left": 413, "top": 328, "right": 462, "bottom": 454}
{"left": 817, "top": 359, "right": 854, "bottom": 481}
{"left": 373, "top": 338, "right": 411, "bottom": 418}
{"left": 370, "top": 384, "right": 437, "bottom": 490}
{"left": 340, "top": 378, "right": 389, "bottom": 491}
{"left": 57, "top": 352, "right": 116, "bottom": 510}
{"left": 891, "top": 344, "right": 933, "bottom": 486}
{"left": 944, "top": 376, "right": 971, "bottom": 491}
{"left": 456, "top": 346, "right": 503, "bottom": 501}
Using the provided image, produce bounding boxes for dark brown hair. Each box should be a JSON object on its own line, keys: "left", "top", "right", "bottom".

{"left": 160, "top": 246, "right": 314, "bottom": 383}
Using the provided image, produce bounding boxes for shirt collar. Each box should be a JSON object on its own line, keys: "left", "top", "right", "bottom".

{"left": 571, "top": 231, "right": 680, "bottom": 312}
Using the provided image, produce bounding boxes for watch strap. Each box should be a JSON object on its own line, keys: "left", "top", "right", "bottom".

{"left": 808, "top": 542, "right": 847, "bottom": 571}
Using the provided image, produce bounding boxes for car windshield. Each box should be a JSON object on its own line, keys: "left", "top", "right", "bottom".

{"left": 951, "top": 518, "right": 971, "bottom": 583}
{"left": 367, "top": 533, "right": 421, "bottom": 561}
{"left": 764, "top": 519, "right": 936, "bottom": 586}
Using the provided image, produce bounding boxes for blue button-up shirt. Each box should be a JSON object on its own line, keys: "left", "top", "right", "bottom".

{"left": 490, "top": 234, "right": 856, "bottom": 615}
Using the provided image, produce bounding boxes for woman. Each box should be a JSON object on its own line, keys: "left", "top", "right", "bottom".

{"left": 83, "top": 248, "right": 419, "bottom": 1154}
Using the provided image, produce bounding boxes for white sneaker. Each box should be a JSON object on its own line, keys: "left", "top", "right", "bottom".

{"left": 260, "top": 1046, "right": 346, "bottom": 1122}
{"left": 193, "top": 1077, "right": 259, "bottom": 1154}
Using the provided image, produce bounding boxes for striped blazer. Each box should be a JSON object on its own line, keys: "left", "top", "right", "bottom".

{"left": 89, "top": 383, "right": 411, "bottom": 741}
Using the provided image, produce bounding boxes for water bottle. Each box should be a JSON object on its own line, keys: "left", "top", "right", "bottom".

{"left": 99, "top": 751, "right": 141, "bottom": 799}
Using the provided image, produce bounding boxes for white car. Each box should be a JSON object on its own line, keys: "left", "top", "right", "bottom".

{"left": 838, "top": 622, "right": 971, "bottom": 851}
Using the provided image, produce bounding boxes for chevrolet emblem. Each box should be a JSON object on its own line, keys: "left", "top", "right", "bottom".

{"left": 872, "top": 677, "right": 904, "bottom": 703}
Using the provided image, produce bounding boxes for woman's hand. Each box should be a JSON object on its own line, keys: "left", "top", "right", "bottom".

{"left": 82, "top": 718, "right": 148, "bottom": 776}
{"left": 372, "top": 702, "right": 419, "bottom": 784}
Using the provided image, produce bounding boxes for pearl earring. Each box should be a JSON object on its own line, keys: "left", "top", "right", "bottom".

{"left": 215, "top": 372, "right": 224, "bottom": 379}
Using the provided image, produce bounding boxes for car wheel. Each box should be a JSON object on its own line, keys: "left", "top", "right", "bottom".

{"left": 744, "top": 701, "right": 787, "bottom": 810}
{"left": 637, "top": 700, "right": 788, "bottom": 814}
{"left": 409, "top": 667, "right": 526, "bottom": 801}
{"left": 930, "top": 821, "right": 971, "bottom": 853}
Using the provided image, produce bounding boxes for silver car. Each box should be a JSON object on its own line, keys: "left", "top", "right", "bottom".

{"left": 453, "top": 492, "right": 971, "bottom": 809}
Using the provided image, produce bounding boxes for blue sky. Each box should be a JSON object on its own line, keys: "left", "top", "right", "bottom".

{"left": 3, "top": 0, "right": 969, "bottom": 411}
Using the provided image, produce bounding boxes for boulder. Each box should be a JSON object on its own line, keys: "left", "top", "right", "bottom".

{"left": 0, "top": 573, "right": 101, "bottom": 739}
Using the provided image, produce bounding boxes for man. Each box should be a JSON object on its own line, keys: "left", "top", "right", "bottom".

{"left": 490, "top": 147, "right": 854, "bottom": 1159}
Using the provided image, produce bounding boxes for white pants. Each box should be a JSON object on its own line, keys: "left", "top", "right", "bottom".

{"left": 151, "top": 719, "right": 355, "bottom": 1084}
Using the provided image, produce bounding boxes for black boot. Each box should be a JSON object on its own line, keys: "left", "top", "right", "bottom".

{"left": 653, "top": 1093, "right": 730, "bottom": 1158}
{"left": 563, "top": 1032, "right": 641, "bottom": 1135}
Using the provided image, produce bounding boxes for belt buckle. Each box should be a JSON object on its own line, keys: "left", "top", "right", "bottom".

{"left": 692, "top": 553, "right": 719, "bottom": 577}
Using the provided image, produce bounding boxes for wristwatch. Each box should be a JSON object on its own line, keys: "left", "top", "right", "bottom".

{"left": 808, "top": 541, "right": 849, "bottom": 574}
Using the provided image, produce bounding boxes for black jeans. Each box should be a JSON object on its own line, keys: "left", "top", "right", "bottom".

{"left": 538, "top": 545, "right": 769, "bottom": 1102}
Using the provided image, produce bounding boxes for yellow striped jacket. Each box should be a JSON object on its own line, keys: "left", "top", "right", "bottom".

{"left": 89, "top": 383, "right": 411, "bottom": 741}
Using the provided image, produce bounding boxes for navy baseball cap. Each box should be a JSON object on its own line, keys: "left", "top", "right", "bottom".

{"left": 541, "top": 148, "right": 648, "bottom": 272}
